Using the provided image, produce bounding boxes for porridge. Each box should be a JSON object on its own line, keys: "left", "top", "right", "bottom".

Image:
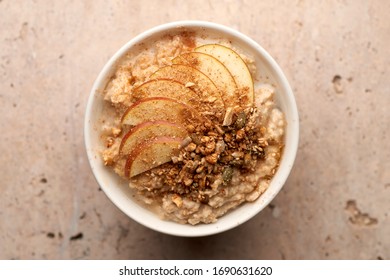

{"left": 100, "top": 32, "right": 285, "bottom": 225}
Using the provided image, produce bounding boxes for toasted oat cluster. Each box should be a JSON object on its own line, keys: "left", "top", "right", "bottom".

{"left": 141, "top": 107, "right": 273, "bottom": 205}
{"left": 101, "top": 33, "right": 285, "bottom": 224}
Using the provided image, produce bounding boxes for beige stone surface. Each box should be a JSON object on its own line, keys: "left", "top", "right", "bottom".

{"left": 0, "top": 0, "right": 389, "bottom": 259}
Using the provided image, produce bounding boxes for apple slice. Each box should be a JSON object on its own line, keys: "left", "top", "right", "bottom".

{"left": 124, "top": 136, "right": 182, "bottom": 177}
{"left": 132, "top": 78, "right": 200, "bottom": 104}
{"left": 172, "top": 52, "right": 238, "bottom": 107}
{"left": 121, "top": 97, "right": 208, "bottom": 127}
{"left": 150, "top": 64, "right": 225, "bottom": 117}
{"left": 132, "top": 79, "right": 220, "bottom": 122}
{"left": 120, "top": 120, "right": 187, "bottom": 156}
{"left": 195, "top": 44, "right": 254, "bottom": 106}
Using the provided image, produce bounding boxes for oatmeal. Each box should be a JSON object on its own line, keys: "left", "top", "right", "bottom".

{"left": 100, "top": 32, "right": 285, "bottom": 225}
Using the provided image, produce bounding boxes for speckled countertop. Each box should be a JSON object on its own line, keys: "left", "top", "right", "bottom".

{"left": 1, "top": 0, "right": 389, "bottom": 259}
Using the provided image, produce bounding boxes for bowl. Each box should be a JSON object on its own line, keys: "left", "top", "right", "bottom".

{"left": 84, "top": 20, "right": 299, "bottom": 237}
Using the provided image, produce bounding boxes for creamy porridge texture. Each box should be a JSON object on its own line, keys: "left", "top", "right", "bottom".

{"left": 100, "top": 32, "right": 285, "bottom": 225}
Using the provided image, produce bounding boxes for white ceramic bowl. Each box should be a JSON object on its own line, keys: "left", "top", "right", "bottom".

{"left": 84, "top": 21, "right": 299, "bottom": 237}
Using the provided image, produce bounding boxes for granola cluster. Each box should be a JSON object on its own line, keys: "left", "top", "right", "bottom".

{"left": 134, "top": 106, "right": 272, "bottom": 204}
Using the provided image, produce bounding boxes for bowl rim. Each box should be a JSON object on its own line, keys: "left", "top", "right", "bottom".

{"left": 84, "top": 20, "right": 299, "bottom": 237}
